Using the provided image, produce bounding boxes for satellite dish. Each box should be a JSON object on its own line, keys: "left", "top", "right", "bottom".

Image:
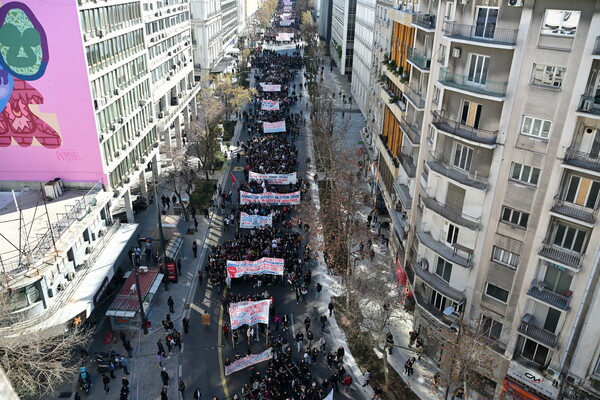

{"left": 443, "top": 306, "right": 455, "bottom": 316}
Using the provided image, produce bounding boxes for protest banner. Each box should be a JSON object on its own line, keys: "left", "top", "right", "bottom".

{"left": 261, "top": 99, "right": 280, "bottom": 111}
{"left": 227, "top": 257, "right": 285, "bottom": 278}
{"left": 240, "top": 212, "right": 273, "bottom": 229}
{"left": 261, "top": 84, "right": 281, "bottom": 92}
{"left": 323, "top": 389, "right": 334, "bottom": 400}
{"left": 279, "top": 20, "right": 292, "bottom": 26}
{"left": 229, "top": 299, "right": 272, "bottom": 329}
{"left": 263, "top": 121, "right": 286, "bottom": 133}
{"left": 225, "top": 348, "right": 273, "bottom": 376}
{"left": 276, "top": 32, "right": 294, "bottom": 41}
{"left": 239, "top": 191, "right": 301, "bottom": 205}
{"left": 249, "top": 171, "right": 297, "bottom": 185}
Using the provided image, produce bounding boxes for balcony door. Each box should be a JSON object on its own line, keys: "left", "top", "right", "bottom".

{"left": 474, "top": 7, "right": 498, "bottom": 39}
{"left": 460, "top": 100, "right": 482, "bottom": 129}
{"left": 577, "top": 126, "right": 600, "bottom": 158}
{"left": 467, "top": 53, "right": 489, "bottom": 87}
{"left": 564, "top": 175, "right": 600, "bottom": 209}
{"left": 543, "top": 266, "right": 573, "bottom": 295}
{"left": 452, "top": 142, "right": 473, "bottom": 172}
{"left": 552, "top": 222, "right": 587, "bottom": 253}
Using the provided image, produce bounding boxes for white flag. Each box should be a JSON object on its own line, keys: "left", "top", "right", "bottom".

{"left": 323, "top": 389, "right": 334, "bottom": 400}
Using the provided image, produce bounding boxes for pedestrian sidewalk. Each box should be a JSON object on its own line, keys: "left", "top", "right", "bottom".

{"left": 301, "top": 46, "right": 447, "bottom": 400}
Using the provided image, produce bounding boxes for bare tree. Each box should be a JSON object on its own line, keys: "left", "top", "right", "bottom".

{"left": 187, "top": 90, "right": 225, "bottom": 180}
{"left": 0, "top": 293, "right": 93, "bottom": 399}
{"left": 159, "top": 145, "right": 196, "bottom": 221}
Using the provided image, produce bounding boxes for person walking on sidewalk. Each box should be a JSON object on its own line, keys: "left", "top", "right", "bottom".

{"left": 320, "top": 314, "right": 327, "bottom": 331}
{"left": 193, "top": 388, "right": 202, "bottom": 400}
{"left": 337, "top": 346, "right": 345, "bottom": 364}
{"left": 157, "top": 339, "right": 166, "bottom": 354}
{"left": 194, "top": 217, "right": 199, "bottom": 233}
{"left": 315, "top": 282, "right": 322, "bottom": 299}
{"left": 343, "top": 375, "right": 353, "bottom": 394}
{"left": 161, "top": 368, "right": 170, "bottom": 387}
{"left": 102, "top": 374, "right": 111, "bottom": 394}
{"left": 179, "top": 380, "right": 186, "bottom": 399}
{"left": 182, "top": 317, "right": 190, "bottom": 334}
{"left": 362, "top": 369, "right": 371, "bottom": 387}
{"left": 192, "top": 241, "right": 198, "bottom": 258}
{"left": 168, "top": 296, "right": 175, "bottom": 313}
{"left": 295, "top": 331, "right": 304, "bottom": 352}
{"left": 328, "top": 301, "right": 334, "bottom": 316}
{"left": 304, "top": 316, "right": 311, "bottom": 333}
{"left": 247, "top": 326, "right": 254, "bottom": 346}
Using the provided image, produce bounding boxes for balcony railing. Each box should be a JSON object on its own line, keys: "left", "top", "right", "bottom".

{"left": 413, "top": 291, "right": 450, "bottom": 326}
{"left": 527, "top": 280, "right": 572, "bottom": 311}
{"left": 442, "top": 21, "right": 519, "bottom": 46}
{"left": 407, "top": 48, "right": 431, "bottom": 70}
{"left": 414, "top": 259, "right": 466, "bottom": 302}
{"left": 563, "top": 147, "right": 600, "bottom": 173}
{"left": 593, "top": 36, "right": 600, "bottom": 55}
{"left": 394, "top": 180, "right": 412, "bottom": 210}
{"left": 412, "top": 12, "right": 436, "bottom": 30}
{"left": 416, "top": 230, "right": 472, "bottom": 268}
{"left": 398, "top": 152, "right": 417, "bottom": 178}
{"left": 432, "top": 110, "right": 498, "bottom": 145}
{"left": 577, "top": 95, "right": 600, "bottom": 116}
{"left": 421, "top": 196, "right": 480, "bottom": 230}
{"left": 438, "top": 68, "right": 508, "bottom": 98}
{"left": 518, "top": 317, "right": 559, "bottom": 349}
{"left": 404, "top": 86, "right": 426, "bottom": 109}
{"left": 400, "top": 117, "right": 421, "bottom": 144}
{"left": 426, "top": 153, "right": 489, "bottom": 191}
{"left": 550, "top": 196, "right": 597, "bottom": 224}
{"left": 538, "top": 242, "right": 584, "bottom": 270}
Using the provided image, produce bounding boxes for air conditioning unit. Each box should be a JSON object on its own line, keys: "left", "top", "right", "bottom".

{"left": 150, "top": 37, "right": 155, "bottom": 43}
{"left": 98, "top": 228, "right": 106, "bottom": 237}
{"left": 136, "top": 130, "right": 141, "bottom": 137}
{"left": 85, "top": 246, "right": 94, "bottom": 254}
{"left": 169, "top": 71, "right": 174, "bottom": 76}
{"left": 100, "top": 97, "right": 107, "bottom": 106}
{"left": 67, "top": 272, "right": 75, "bottom": 281}
{"left": 114, "top": 150, "right": 120, "bottom": 157}
{"left": 582, "top": 100, "right": 594, "bottom": 112}
{"left": 57, "top": 282, "right": 67, "bottom": 291}
{"left": 507, "top": 0, "right": 524, "bottom": 6}
{"left": 97, "top": 29, "right": 104, "bottom": 38}
{"left": 149, "top": 117, "right": 154, "bottom": 123}
{"left": 178, "top": 93, "right": 183, "bottom": 98}
{"left": 124, "top": 177, "right": 130, "bottom": 184}
{"left": 139, "top": 100, "right": 147, "bottom": 107}
{"left": 166, "top": 76, "right": 171, "bottom": 81}
{"left": 459, "top": 0, "right": 469, "bottom": 4}
{"left": 110, "top": 124, "right": 117, "bottom": 131}
{"left": 99, "top": 134, "right": 104, "bottom": 142}
{"left": 114, "top": 88, "right": 120, "bottom": 96}
{"left": 452, "top": 48, "right": 462, "bottom": 58}
{"left": 158, "top": 112, "right": 165, "bottom": 119}
{"left": 118, "top": 117, "right": 124, "bottom": 124}
{"left": 83, "top": 33, "right": 90, "bottom": 41}
{"left": 121, "top": 144, "right": 127, "bottom": 150}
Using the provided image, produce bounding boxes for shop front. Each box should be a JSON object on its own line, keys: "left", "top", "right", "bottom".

{"left": 502, "top": 361, "right": 559, "bottom": 400}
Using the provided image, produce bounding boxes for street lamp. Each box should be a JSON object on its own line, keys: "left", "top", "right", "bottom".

{"left": 132, "top": 253, "right": 149, "bottom": 335}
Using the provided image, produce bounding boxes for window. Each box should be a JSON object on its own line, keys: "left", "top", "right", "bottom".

{"left": 552, "top": 222, "right": 587, "bottom": 253}
{"left": 541, "top": 10, "right": 580, "bottom": 36}
{"left": 480, "top": 315, "right": 502, "bottom": 340}
{"left": 485, "top": 283, "right": 509, "bottom": 303}
{"left": 467, "top": 54, "right": 490, "bottom": 86}
{"left": 437, "top": 44, "right": 446, "bottom": 64}
{"left": 453, "top": 143, "right": 473, "bottom": 171}
{"left": 432, "top": 86, "right": 441, "bottom": 105}
{"left": 492, "top": 246, "right": 519, "bottom": 268}
{"left": 564, "top": 175, "right": 600, "bottom": 209}
{"left": 501, "top": 206, "right": 530, "bottom": 228}
{"left": 446, "top": 224, "right": 459, "bottom": 245}
{"left": 532, "top": 64, "right": 566, "bottom": 89}
{"left": 474, "top": 7, "right": 498, "bottom": 39}
{"left": 444, "top": 2, "right": 454, "bottom": 21}
{"left": 521, "top": 116, "right": 552, "bottom": 139}
{"left": 521, "top": 338, "right": 550, "bottom": 366}
{"left": 510, "top": 162, "right": 540, "bottom": 186}
{"left": 430, "top": 289, "right": 464, "bottom": 313}
{"left": 436, "top": 258, "right": 453, "bottom": 282}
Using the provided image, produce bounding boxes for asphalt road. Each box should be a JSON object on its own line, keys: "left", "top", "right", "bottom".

{"left": 179, "top": 43, "right": 337, "bottom": 400}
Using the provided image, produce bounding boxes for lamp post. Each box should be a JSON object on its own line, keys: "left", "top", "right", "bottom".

{"left": 132, "top": 253, "right": 149, "bottom": 335}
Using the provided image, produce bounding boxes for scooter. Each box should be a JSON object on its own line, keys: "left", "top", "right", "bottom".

{"left": 78, "top": 367, "right": 91, "bottom": 394}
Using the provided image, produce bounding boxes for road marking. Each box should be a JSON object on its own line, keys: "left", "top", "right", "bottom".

{"left": 179, "top": 364, "right": 182, "bottom": 376}
{"left": 181, "top": 343, "right": 184, "bottom": 352}
{"left": 232, "top": 166, "right": 244, "bottom": 171}
{"left": 217, "top": 288, "right": 230, "bottom": 399}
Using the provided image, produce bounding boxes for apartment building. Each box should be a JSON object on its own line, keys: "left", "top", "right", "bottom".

{"left": 318, "top": 0, "right": 333, "bottom": 42}
{"left": 143, "top": 0, "right": 199, "bottom": 149}
{"left": 330, "top": 0, "right": 357, "bottom": 75}
{"left": 0, "top": 0, "right": 198, "bottom": 332}
{"left": 362, "top": 0, "right": 600, "bottom": 399}
{"left": 350, "top": 0, "right": 375, "bottom": 115}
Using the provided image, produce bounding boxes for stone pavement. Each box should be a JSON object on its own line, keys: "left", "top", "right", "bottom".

{"left": 300, "top": 46, "right": 448, "bottom": 400}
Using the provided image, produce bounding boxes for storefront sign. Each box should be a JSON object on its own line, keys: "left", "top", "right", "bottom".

{"left": 506, "top": 361, "right": 559, "bottom": 400}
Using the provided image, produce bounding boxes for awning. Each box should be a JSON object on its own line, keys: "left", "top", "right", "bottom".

{"left": 106, "top": 267, "right": 162, "bottom": 318}
{"left": 38, "top": 223, "right": 139, "bottom": 331}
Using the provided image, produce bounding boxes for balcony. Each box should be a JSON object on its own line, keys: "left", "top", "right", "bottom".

{"left": 518, "top": 315, "right": 559, "bottom": 349}
{"left": 398, "top": 152, "right": 417, "bottom": 178}
{"left": 416, "top": 230, "right": 472, "bottom": 268}
{"left": 400, "top": 117, "right": 421, "bottom": 144}
{"left": 538, "top": 242, "right": 584, "bottom": 271}
{"left": 563, "top": 147, "right": 600, "bottom": 174}
{"left": 577, "top": 95, "right": 600, "bottom": 117}
{"left": 421, "top": 196, "right": 480, "bottom": 230}
{"left": 527, "top": 280, "right": 572, "bottom": 311}
{"left": 394, "top": 180, "right": 412, "bottom": 210}
{"left": 414, "top": 259, "right": 466, "bottom": 302}
{"left": 550, "top": 196, "right": 597, "bottom": 225}
{"left": 432, "top": 110, "right": 498, "bottom": 146}
{"left": 438, "top": 68, "right": 508, "bottom": 99}
{"left": 407, "top": 48, "right": 431, "bottom": 71}
{"left": 426, "top": 154, "right": 488, "bottom": 191}
{"left": 404, "top": 87, "right": 426, "bottom": 110}
{"left": 412, "top": 13, "right": 436, "bottom": 31}
{"left": 442, "top": 21, "right": 518, "bottom": 47}
{"left": 413, "top": 291, "right": 450, "bottom": 327}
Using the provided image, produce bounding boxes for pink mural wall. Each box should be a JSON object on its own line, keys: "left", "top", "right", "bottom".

{"left": 0, "top": 0, "right": 106, "bottom": 184}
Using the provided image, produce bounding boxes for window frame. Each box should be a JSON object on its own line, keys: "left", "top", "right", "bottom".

{"left": 521, "top": 116, "right": 552, "bottom": 139}
{"left": 485, "top": 282, "right": 509, "bottom": 303}
{"left": 480, "top": 314, "right": 503, "bottom": 340}
{"left": 531, "top": 64, "right": 566, "bottom": 89}
{"left": 452, "top": 142, "right": 474, "bottom": 172}
{"left": 492, "top": 246, "right": 519, "bottom": 269}
{"left": 500, "top": 206, "right": 530, "bottom": 229}
{"left": 541, "top": 10, "right": 580, "bottom": 37}
{"left": 510, "top": 162, "right": 540, "bottom": 186}
{"left": 436, "top": 257, "right": 453, "bottom": 283}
